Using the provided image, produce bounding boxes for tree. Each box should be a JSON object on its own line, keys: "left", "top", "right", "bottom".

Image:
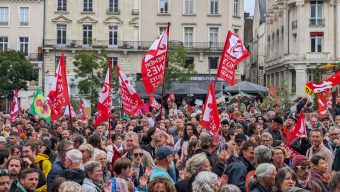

{"left": 73, "top": 49, "right": 118, "bottom": 114}
{"left": 0, "top": 50, "right": 38, "bottom": 98}
{"left": 164, "top": 41, "right": 196, "bottom": 90}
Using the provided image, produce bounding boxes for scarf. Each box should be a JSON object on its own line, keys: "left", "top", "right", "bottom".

{"left": 298, "top": 178, "right": 309, "bottom": 189}
{"left": 311, "top": 169, "right": 329, "bottom": 185}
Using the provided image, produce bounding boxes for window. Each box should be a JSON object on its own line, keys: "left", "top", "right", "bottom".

{"left": 109, "top": 0, "right": 119, "bottom": 12}
{"left": 109, "top": 26, "right": 118, "bottom": 48}
{"left": 185, "top": 57, "right": 194, "bottom": 68}
{"left": 56, "top": 55, "right": 66, "bottom": 70}
{"left": 310, "top": 1, "right": 324, "bottom": 26}
{"left": 109, "top": 57, "right": 118, "bottom": 67}
{"left": 233, "top": 0, "right": 239, "bottom": 16}
{"left": 233, "top": 28, "right": 239, "bottom": 35}
{"left": 0, "top": 7, "right": 9, "bottom": 26}
{"left": 184, "top": 0, "right": 194, "bottom": 14}
{"left": 83, "top": 0, "right": 93, "bottom": 12}
{"left": 83, "top": 25, "right": 92, "bottom": 46}
{"left": 209, "top": 57, "right": 219, "bottom": 69}
{"left": 210, "top": 0, "right": 219, "bottom": 14}
{"left": 0, "top": 37, "right": 8, "bottom": 51}
{"left": 19, "top": 7, "right": 29, "bottom": 26}
{"left": 19, "top": 37, "right": 29, "bottom": 55}
{"left": 184, "top": 27, "right": 193, "bottom": 47}
{"left": 311, "top": 33, "right": 323, "bottom": 52}
{"left": 159, "top": 0, "right": 169, "bottom": 14}
{"left": 209, "top": 27, "right": 219, "bottom": 47}
{"left": 57, "top": 25, "right": 67, "bottom": 46}
{"left": 159, "top": 26, "right": 166, "bottom": 35}
{"left": 57, "top": 0, "right": 67, "bottom": 11}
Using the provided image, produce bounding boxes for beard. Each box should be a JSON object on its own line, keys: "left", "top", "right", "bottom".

{"left": 9, "top": 171, "right": 19, "bottom": 177}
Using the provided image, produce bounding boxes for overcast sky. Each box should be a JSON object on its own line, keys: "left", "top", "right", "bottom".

{"left": 244, "top": 0, "right": 255, "bottom": 15}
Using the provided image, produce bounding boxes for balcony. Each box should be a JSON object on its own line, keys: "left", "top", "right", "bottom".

{"left": 309, "top": 18, "right": 325, "bottom": 27}
{"left": 25, "top": 53, "right": 43, "bottom": 61}
{"left": 305, "top": 52, "right": 330, "bottom": 60}
{"left": 43, "top": 39, "right": 225, "bottom": 52}
{"left": 132, "top": 9, "right": 139, "bottom": 15}
{"left": 107, "top": 8, "right": 120, "bottom": 15}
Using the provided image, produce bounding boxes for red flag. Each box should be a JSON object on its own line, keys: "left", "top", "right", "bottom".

{"left": 141, "top": 23, "right": 170, "bottom": 95}
{"left": 200, "top": 82, "right": 220, "bottom": 135}
{"left": 216, "top": 31, "right": 250, "bottom": 85}
{"left": 287, "top": 110, "right": 306, "bottom": 145}
{"left": 323, "top": 89, "right": 333, "bottom": 110}
{"left": 167, "top": 92, "right": 175, "bottom": 105}
{"left": 79, "top": 100, "right": 86, "bottom": 120}
{"left": 10, "top": 90, "right": 20, "bottom": 121}
{"left": 95, "top": 63, "right": 112, "bottom": 126}
{"left": 269, "top": 84, "right": 278, "bottom": 101}
{"left": 48, "top": 52, "right": 70, "bottom": 120}
{"left": 150, "top": 96, "right": 161, "bottom": 110}
{"left": 283, "top": 143, "right": 301, "bottom": 160}
{"left": 318, "top": 93, "right": 327, "bottom": 118}
{"left": 305, "top": 71, "right": 340, "bottom": 94}
{"left": 117, "top": 64, "right": 144, "bottom": 116}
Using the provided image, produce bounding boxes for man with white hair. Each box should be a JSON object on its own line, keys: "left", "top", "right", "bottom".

{"left": 251, "top": 163, "right": 277, "bottom": 191}
{"left": 94, "top": 150, "right": 111, "bottom": 182}
{"left": 59, "top": 149, "right": 85, "bottom": 185}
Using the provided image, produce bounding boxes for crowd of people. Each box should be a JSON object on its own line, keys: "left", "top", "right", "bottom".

{"left": 0, "top": 97, "right": 339, "bottom": 192}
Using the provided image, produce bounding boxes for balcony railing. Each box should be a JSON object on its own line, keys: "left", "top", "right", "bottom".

{"left": 309, "top": 18, "right": 325, "bottom": 27}
{"left": 292, "top": 20, "right": 297, "bottom": 29}
{"left": 107, "top": 8, "right": 120, "bottom": 14}
{"left": 25, "top": 53, "right": 43, "bottom": 61}
{"left": 44, "top": 39, "right": 225, "bottom": 52}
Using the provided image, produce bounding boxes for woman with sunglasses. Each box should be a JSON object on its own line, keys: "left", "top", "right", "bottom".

{"left": 131, "top": 146, "right": 146, "bottom": 187}
{"left": 291, "top": 155, "right": 322, "bottom": 192}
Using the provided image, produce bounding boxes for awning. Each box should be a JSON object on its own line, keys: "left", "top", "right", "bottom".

{"left": 224, "top": 81, "right": 268, "bottom": 94}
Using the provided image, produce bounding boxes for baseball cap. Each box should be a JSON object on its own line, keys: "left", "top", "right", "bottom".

{"left": 273, "top": 116, "right": 284, "bottom": 125}
{"left": 155, "top": 146, "right": 175, "bottom": 160}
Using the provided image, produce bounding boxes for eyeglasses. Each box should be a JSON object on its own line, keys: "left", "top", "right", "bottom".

{"left": 296, "top": 165, "right": 311, "bottom": 170}
{"left": 133, "top": 153, "right": 144, "bottom": 158}
{"left": 0, "top": 169, "right": 9, "bottom": 176}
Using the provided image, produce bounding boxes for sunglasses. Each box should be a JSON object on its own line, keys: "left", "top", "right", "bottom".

{"left": 133, "top": 153, "right": 144, "bottom": 158}
{"left": 296, "top": 165, "right": 311, "bottom": 170}
{"left": 0, "top": 169, "right": 9, "bottom": 176}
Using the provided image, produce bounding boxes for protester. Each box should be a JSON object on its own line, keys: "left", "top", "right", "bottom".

{"left": 275, "top": 167, "right": 298, "bottom": 192}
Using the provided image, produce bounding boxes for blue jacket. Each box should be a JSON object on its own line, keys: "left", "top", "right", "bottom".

{"left": 47, "top": 160, "right": 65, "bottom": 190}
{"left": 226, "top": 156, "right": 254, "bottom": 192}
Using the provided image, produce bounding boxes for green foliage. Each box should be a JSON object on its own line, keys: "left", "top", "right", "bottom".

{"left": 165, "top": 42, "right": 196, "bottom": 89}
{"left": 0, "top": 50, "right": 38, "bottom": 97}
{"left": 313, "top": 67, "right": 322, "bottom": 110}
{"left": 73, "top": 49, "right": 118, "bottom": 114}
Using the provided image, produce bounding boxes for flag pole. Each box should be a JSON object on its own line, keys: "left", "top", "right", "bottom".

{"left": 161, "top": 22, "right": 171, "bottom": 109}
{"left": 108, "top": 59, "right": 113, "bottom": 138}
{"left": 68, "top": 103, "right": 73, "bottom": 135}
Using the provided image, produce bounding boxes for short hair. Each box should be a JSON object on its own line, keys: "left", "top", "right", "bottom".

{"left": 87, "top": 134, "right": 101, "bottom": 148}
{"left": 5, "top": 157, "right": 24, "bottom": 170}
{"left": 255, "top": 163, "right": 276, "bottom": 182}
{"left": 239, "top": 140, "right": 257, "bottom": 157}
{"left": 57, "top": 140, "right": 72, "bottom": 154}
{"left": 329, "top": 126, "right": 340, "bottom": 133}
{"left": 125, "top": 131, "right": 139, "bottom": 141}
{"left": 310, "top": 155, "right": 325, "bottom": 166}
{"left": 219, "top": 184, "right": 241, "bottom": 192}
{"left": 19, "top": 168, "right": 39, "bottom": 180}
{"left": 23, "top": 142, "right": 37, "bottom": 152}
{"left": 0, "top": 149, "right": 10, "bottom": 165}
{"left": 73, "top": 135, "right": 84, "bottom": 146}
{"left": 9, "top": 132, "right": 19, "bottom": 137}
{"left": 66, "top": 149, "right": 82, "bottom": 164}
{"left": 94, "top": 150, "right": 106, "bottom": 161}
{"left": 261, "top": 132, "right": 273, "bottom": 140}
{"left": 78, "top": 144, "right": 94, "bottom": 157}
{"left": 58, "top": 181, "right": 81, "bottom": 192}
{"left": 184, "top": 153, "right": 208, "bottom": 176}
{"left": 192, "top": 171, "right": 218, "bottom": 192}
{"left": 148, "top": 177, "right": 176, "bottom": 192}
{"left": 113, "top": 158, "right": 131, "bottom": 175}
{"left": 273, "top": 146, "right": 286, "bottom": 157}
{"left": 84, "top": 161, "right": 101, "bottom": 177}
{"left": 309, "top": 129, "right": 324, "bottom": 137}
{"left": 254, "top": 145, "right": 272, "bottom": 164}
{"left": 221, "top": 119, "right": 229, "bottom": 126}
{"left": 50, "top": 177, "right": 67, "bottom": 192}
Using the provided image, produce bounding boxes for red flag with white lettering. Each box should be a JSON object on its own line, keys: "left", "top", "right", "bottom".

{"left": 141, "top": 23, "right": 170, "bottom": 95}
{"left": 287, "top": 110, "right": 306, "bottom": 145}
{"left": 10, "top": 90, "right": 20, "bottom": 121}
{"left": 150, "top": 96, "right": 161, "bottom": 110}
{"left": 216, "top": 31, "right": 250, "bottom": 85}
{"left": 318, "top": 93, "right": 327, "bottom": 118}
{"left": 167, "top": 92, "right": 175, "bottom": 105}
{"left": 95, "top": 63, "right": 112, "bottom": 126}
{"left": 48, "top": 52, "right": 71, "bottom": 120}
{"left": 200, "top": 82, "right": 220, "bottom": 135}
{"left": 305, "top": 71, "right": 340, "bottom": 95}
{"left": 117, "top": 64, "right": 144, "bottom": 116}
{"left": 79, "top": 100, "right": 86, "bottom": 120}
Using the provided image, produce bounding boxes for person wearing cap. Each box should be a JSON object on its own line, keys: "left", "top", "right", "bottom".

{"left": 263, "top": 116, "right": 284, "bottom": 146}
{"left": 320, "top": 116, "right": 331, "bottom": 130}
{"left": 149, "top": 146, "right": 175, "bottom": 185}
{"left": 291, "top": 155, "right": 322, "bottom": 192}
{"left": 235, "top": 133, "right": 248, "bottom": 153}
{"left": 0, "top": 137, "right": 6, "bottom": 150}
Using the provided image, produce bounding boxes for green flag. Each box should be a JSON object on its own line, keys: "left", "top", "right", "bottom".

{"left": 30, "top": 89, "right": 51, "bottom": 122}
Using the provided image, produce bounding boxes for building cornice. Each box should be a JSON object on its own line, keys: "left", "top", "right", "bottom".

{"left": 52, "top": 15, "right": 72, "bottom": 24}
{"left": 103, "top": 16, "right": 123, "bottom": 25}
{"left": 78, "top": 16, "right": 97, "bottom": 24}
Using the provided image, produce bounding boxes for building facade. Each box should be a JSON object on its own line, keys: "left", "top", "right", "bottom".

{"left": 264, "top": 0, "right": 340, "bottom": 96}
{"left": 0, "top": 0, "right": 44, "bottom": 109}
